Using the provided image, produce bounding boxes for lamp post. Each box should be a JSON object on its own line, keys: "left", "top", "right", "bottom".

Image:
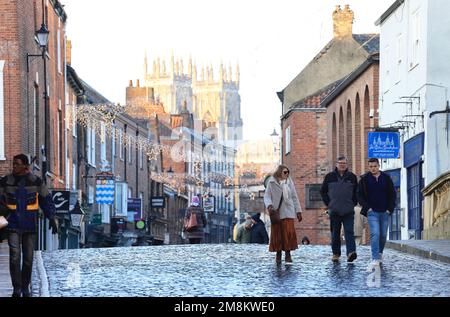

{"left": 270, "top": 128, "right": 280, "bottom": 164}
{"left": 27, "top": 21, "right": 50, "bottom": 184}
{"left": 69, "top": 201, "right": 85, "bottom": 228}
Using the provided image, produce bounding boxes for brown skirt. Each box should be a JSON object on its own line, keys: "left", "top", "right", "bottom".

{"left": 269, "top": 218, "right": 298, "bottom": 252}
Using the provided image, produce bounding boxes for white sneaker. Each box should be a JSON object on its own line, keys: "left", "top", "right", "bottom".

{"left": 367, "top": 260, "right": 380, "bottom": 272}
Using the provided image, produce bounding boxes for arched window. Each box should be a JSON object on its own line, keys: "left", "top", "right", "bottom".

{"left": 355, "top": 93, "right": 362, "bottom": 176}
{"left": 339, "top": 107, "right": 344, "bottom": 158}
{"left": 332, "top": 113, "right": 337, "bottom": 166}
{"left": 346, "top": 100, "right": 353, "bottom": 169}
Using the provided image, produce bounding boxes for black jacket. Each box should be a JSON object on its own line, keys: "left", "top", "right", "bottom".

{"left": 250, "top": 220, "right": 269, "bottom": 244}
{"left": 320, "top": 169, "right": 358, "bottom": 216}
{"left": 357, "top": 171, "right": 396, "bottom": 217}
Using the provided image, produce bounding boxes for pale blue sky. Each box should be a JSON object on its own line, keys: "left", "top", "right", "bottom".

{"left": 62, "top": 0, "right": 393, "bottom": 141}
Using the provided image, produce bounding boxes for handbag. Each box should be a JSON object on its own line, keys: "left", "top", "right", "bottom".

{"left": 184, "top": 212, "right": 198, "bottom": 232}
{"left": 0, "top": 215, "right": 8, "bottom": 230}
{"left": 269, "top": 194, "right": 283, "bottom": 225}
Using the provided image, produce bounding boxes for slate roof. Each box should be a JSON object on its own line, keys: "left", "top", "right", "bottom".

{"left": 353, "top": 34, "right": 380, "bottom": 54}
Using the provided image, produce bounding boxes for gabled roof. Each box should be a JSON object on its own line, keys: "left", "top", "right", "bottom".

{"left": 321, "top": 54, "right": 379, "bottom": 108}
{"left": 291, "top": 78, "right": 346, "bottom": 109}
{"left": 79, "top": 79, "right": 111, "bottom": 104}
{"left": 66, "top": 65, "right": 84, "bottom": 96}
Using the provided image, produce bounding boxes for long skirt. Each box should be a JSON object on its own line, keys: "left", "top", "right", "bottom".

{"left": 269, "top": 218, "right": 298, "bottom": 252}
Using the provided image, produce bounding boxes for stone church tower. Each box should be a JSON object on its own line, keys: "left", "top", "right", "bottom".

{"left": 143, "top": 52, "right": 243, "bottom": 146}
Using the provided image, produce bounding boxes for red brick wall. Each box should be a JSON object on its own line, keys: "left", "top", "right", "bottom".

{"left": 282, "top": 109, "right": 330, "bottom": 245}
{"left": 326, "top": 63, "right": 379, "bottom": 177}
{"left": 0, "top": 0, "right": 22, "bottom": 176}
{"left": 0, "top": 0, "right": 67, "bottom": 189}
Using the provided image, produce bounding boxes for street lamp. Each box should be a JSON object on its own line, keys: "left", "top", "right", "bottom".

{"left": 270, "top": 128, "right": 280, "bottom": 164}
{"left": 27, "top": 20, "right": 50, "bottom": 184}
{"left": 69, "top": 201, "right": 85, "bottom": 228}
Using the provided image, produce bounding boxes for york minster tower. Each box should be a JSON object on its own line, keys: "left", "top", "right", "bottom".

{"left": 143, "top": 52, "right": 243, "bottom": 145}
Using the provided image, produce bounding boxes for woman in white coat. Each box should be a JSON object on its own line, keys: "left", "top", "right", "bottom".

{"left": 264, "top": 165, "right": 303, "bottom": 264}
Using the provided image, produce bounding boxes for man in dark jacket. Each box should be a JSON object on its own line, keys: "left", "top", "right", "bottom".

{"left": 358, "top": 158, "right": 396, "bottom": 267}
{"left": 0, "top": 154, "right": 58, "bottom": 297}
{"left": 250, "top": 213, "right": 269, "bottom": 244}
{"left": 320, "top": 156, "right": 358, "bottom": 263}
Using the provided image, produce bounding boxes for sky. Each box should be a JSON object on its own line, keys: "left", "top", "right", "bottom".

{"left": 62, "top": 0, "right": 394, "bottom": 141}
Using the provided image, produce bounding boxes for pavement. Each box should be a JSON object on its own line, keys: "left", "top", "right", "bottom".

{"left": 0, "top": 242, "right": 13, "bottom": 297}
{"left": 31, "top": 244, "right": 450, "bottom": 297}
{"left": 385, "top": 240, "right": 450, "bottom": 264}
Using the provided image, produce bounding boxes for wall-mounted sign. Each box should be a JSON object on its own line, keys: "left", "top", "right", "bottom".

{"left": 203, "top": 196, "right": 215, "bottom": 213}
{"left": 95, "top": 172, "right": 115, "bottom": 205}
{"left": 51, "top": 190, "right": 70, "bottom": 214}
{"left": 151, "top": 196, "right": 165, "bottom": 208}
{"left": 127, "top": 198, "right": 142, "bottom": 222}
{"left": 368, "top": 132, "right": 400, "bottom": 159}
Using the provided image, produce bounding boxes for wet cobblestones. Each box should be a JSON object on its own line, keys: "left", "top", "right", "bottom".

{"left": 34, "top": 244, "right": 450, "bottom": 297}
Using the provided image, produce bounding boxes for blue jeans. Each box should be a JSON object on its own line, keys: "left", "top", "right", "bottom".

{"left": 330, "top": 213, "right": 356, "bottom": 256}
{"left": 368, "top": 210, "right": 390, "bottom": 260}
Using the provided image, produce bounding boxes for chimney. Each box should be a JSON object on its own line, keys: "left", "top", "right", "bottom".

{"left": 136, "top": 79, "right": 140, "bottom": 87}
{"left": 66, "top": 39, "right": 72, "bottom": 65}
{"left": 129, "top": 80, "right": 133, "bottom": 87}
{"left": 333, "top": 5, "right": 354, "bottom": 38}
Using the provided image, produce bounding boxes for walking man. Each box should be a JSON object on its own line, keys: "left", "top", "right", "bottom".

{"left": 235, "top": 214, "right": 253, "bottom": 244}
{"left": 358, "top": 158, "right": 396, "bottom": 268}
{"left": 0, "top": 154, "right": 58, "bottom": 297}
{"left": 320, "top": 156, "right": 358, "bottom": 263}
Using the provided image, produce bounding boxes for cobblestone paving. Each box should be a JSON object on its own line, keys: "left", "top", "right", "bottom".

{"left": 35, "top": 244, "right": 450, "bottom": 297}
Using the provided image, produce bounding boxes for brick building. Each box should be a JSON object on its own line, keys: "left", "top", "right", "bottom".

{"left": 1, "top": 0, "right": 68, "bottom": 250}
{"left": 277, "top": 5, "right": 380, "bottom": 244}
{"left": 322, "top": 54, "right": 380, "bottom": 176}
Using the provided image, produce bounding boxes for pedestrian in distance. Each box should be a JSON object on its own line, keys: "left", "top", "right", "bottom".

{"left": 235, "top": 213, "right": 253, "bottom": 244}
{"left": 249, "top": 213, "right": 269, "bottom": 244}
{"left": 320, "top": 156, "right": 358, "bottom": 263}
{"left": 358, "top": 158, "right": 396, "bottom": 269}
{"left": 301, "top": 236, "right": 310, "bottom": 245}
{"left": 183, "top": 196, "right": 207, "bottom": 244}
{"left": 0, "top": 154, "right": 58, "bottom": 297}
{"left": 264, "top": 165, "right": 303, "bottom": 265}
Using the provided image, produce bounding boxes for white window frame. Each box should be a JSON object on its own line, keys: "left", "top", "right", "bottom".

{"left": 72, "top": 97, "right": 77, "bottom": 137}
{"left": 139, "top": 144, "right": 143, "bottom": 169}
{"left": 127, "top": 135, "right": 132, "bottom": 164}
{"left": 100, "top": 122, "right": 106, "bottom": 162}
{"left": 410, "top": 9, "right": 420, "bottom": 69}
{"left": 114, "top": 182, "right": 128, "bottom": 217}
{"left": 57, "top": 28, "right": 61, "bottom": 73}
{"left": 87, "top": 123, "right": 96, "bottom": 166}
{"left": 100, "top": 204, "right": 110, "bottom": 224}
{"left": 119, "top": 129, "right": 124, "bottom": 160}
{"left": 396, "top": 34, "right": 403, "bottom": 84}
{"left": 285, "top": 126, "right": 291, "bottom": 155}
{"left": 72, "top": 163, "right": 77, "bottom": 191}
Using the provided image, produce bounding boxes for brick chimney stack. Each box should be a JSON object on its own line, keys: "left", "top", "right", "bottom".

{"left": 333, "top": 5, "right": 354, "bottom": 38}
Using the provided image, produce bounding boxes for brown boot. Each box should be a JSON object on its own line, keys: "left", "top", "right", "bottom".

{"left": 285, "top": 251, "right": 293, "bottom": 264}
{"left": 276, "top": 251, "right": 282, "bottom": 264}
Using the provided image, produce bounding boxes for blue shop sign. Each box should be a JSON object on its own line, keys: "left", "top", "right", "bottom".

{"left": 404, "top": 132, "right": 424, "bottom": 168}
{"left": 368, "top": 132, "right": 400, "bottom": 159}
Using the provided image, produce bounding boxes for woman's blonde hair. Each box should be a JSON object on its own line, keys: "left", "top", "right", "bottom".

{"left": 273, "top": 164, "right": 290, "bottom": 180}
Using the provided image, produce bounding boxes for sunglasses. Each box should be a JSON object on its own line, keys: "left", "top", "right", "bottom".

{"left": 283, "top": 170, "right": 290, "bottom": 175}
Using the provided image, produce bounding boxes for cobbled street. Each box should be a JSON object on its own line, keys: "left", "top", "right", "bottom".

{"left": 33, "top": 244, "right": 450, "bottom": 297}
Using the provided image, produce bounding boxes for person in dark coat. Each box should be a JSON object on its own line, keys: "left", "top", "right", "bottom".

{"left": 0, "top": 154, "right": 58, "bottom": 297}
{"left": 250, "top": 213, "right": 269, "bottom": 244}
{"left": 358, "top": 158, "right": 396, "bottom": 268}
{"left": 184, "top": 196, "right": 207, "bottom": 244}
{"left": 320, "top": 156, "right": 358, "bottom": 263}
